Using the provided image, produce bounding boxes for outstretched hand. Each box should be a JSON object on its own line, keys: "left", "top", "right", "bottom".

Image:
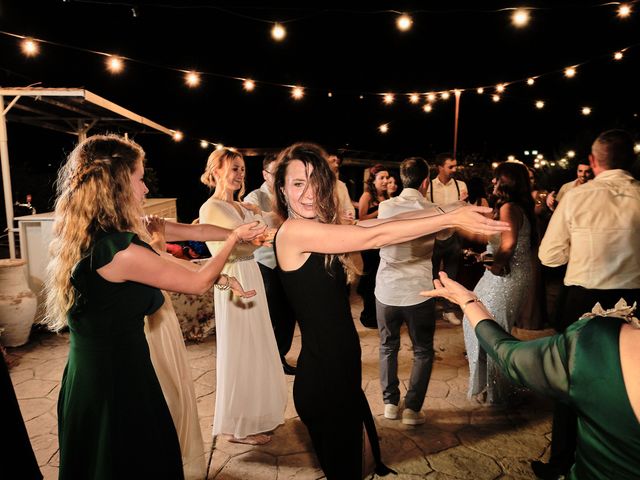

{"left": 233, "top": 221, "right": 268, "bottom": 243}
{"left": 420, "top": 272, "right": 476, "bottom": 307}
{"left": 451, "top": 205, "right": 509, "bottom": 235}
{"left": 227, "top": 276, "right": 257, "bottom": 298}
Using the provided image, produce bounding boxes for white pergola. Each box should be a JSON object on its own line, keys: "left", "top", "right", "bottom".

{"left": 0, "top": 87, "right": 177, "bottom": 258}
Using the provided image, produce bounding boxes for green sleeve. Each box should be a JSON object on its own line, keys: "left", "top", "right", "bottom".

{"left": 90, "top": 232, "right": 154, "bottom": 271}
{"left": 474, "top": 318, "right": 588, "bottom": 404}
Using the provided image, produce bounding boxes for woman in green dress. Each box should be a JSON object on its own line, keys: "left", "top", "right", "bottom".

{"left": 422, "top": 272, "right": 640, "bottom": 480}
{"left": 44, "top": 134, "right": 264, "bottom": 479}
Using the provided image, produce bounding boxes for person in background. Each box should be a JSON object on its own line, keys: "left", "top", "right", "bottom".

{"left": 426, "top": 152, "right": 468, "bottom": 325}
{"left": 356, "top": 164, "right": 390, "bottom": 328}
{"left": 44, "top": 134, "right": 260, "bottom": 479}
{"left": 244, "top": 152, "right": 298, "bottom": 375}
{"left": 327, "top": 151, "right": 356, "bottom": 223}
{"left": 375, "top": 157, "right": 437, "bottom": 426}
{"left": 386, "top": 174, "right": 399, "bottom": 197}
{"left": 545, "top": 161, "right": 593, "bottom": 211}
{"left": 199, "top": 147, "right": 288, "bottom": 446}
{"left": 423, "top": 271, "right": 640, "bottom": 480}
{"left": 535, "top": 129, "right": 640, "bottom": 479}
{"left": 272, "top": 142, "right": 509, "bottom": 479}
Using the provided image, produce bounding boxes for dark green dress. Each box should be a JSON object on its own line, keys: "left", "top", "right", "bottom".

{"left": 475, "top": 316, "right": 640, "bottom": 480}
{"left": 57, "top": 232, "right": 184, "bottom": 480}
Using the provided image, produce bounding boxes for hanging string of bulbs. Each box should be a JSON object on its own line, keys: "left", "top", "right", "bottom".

{"left": 2, "top": 1, "right": 637, "bottom": 146}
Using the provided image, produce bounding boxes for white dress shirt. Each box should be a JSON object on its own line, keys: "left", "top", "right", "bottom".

{"left": 375, "top": 188, "right": 437, "bottom": 306}
{"left": 243, "top": 182, "right": 276, "bottom": 269}
{"left": 335, "top": 179, "right": 355, "bottom": 219}
{"left": 539, "top": 169, "right": 640, "bottom": 289}
{"left": 425, "top": 177, "right": 467, "bottom": 240}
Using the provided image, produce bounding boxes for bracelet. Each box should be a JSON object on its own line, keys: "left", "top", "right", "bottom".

{"left": 215, "top": 273, "right": 231, "bottom": 290}
{"left": 461, "top": 297, "right": 482, "bottom": 313}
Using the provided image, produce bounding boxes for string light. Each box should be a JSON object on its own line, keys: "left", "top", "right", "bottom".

{"left": 271, "top": 23, "right": 286, "bottom": 41}
{"left": 200, "top": 140, "right": 209, "bottom": 148}
{"left": 496, "top": 83, "right": 506, "bottom": 93}
{"left": 618, "top": 3, "right": 632, "bottom": 18}
{"left": 567, "top": 150, "right": 576, "bottom": 158}
{"left": 359, "top": 95, "right": 364, "bottom": 100}
{"left": 383, "top": 93, "right": 395, "bottom": 104}
{"left": 378, "top": 123, "right": 389, "bottom": 134}
{"left": 492, "top": 94, "right": 501, "bottom": 102}
{"left": 328, "top": 91, "right": 333, "bottom": 97}
{"left": 508, "top": 155, "right": 516, "bottom": 161}
{"left": 476, "top": 87, "right": 484, "bottom": 94}
{"left": 423, "top": 103, "right": 433, "bottom": 113}
{"left": 396, "top": 13, "right": 413, "bottom": 32}
{"left": 614, "top": 51, "right": 624, "bottom": 60}
{"left": 634, "top": 143, "right": 640, "bottom": 153}
{"left": 172, "top": 131, "right": 184, "bottom": 142}
{"left": 565, "top": 66, "right": 577, "bottom": 78}
{"left": 511, "top": 8, "right": 530, "bottom": 27}
{"left": 21, "top": 38, "right": 39, "bottom": 57}
{"left": 243, "top": 79, "right": 256, "bottom": 91}
{"left": 440, "top": 91, "right": 450, "bottom": 100}
{"left": 409, "top": 93, "right": 420, "bottom": 104}
{"left": 185, "top": 71, "right": 200, "bottom": 87}
{"left": 534, "top": 163, "right": 541, "bottom": 169}
{"left": 491, "top": 162, "right": 499, "bottom": 168}
{"left": 527, "top": 77, "right": 535, "bottom": 86}
{"left": 426, "top": 92, "right": 436, "bottom": 102}
{"left": 581, "top": 106, "right": 592, "bottom": 115}
{"left": 535, "top": 100, "right": 545, "bottom": 109}
{"left": 291, "top": 86, "right": 304, "bottom": 99}
{"left": 106, "top": 56, "right": 124, "bottom": 73}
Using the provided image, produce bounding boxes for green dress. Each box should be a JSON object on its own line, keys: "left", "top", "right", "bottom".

{"left": 57, "top": 232, "right": 184, "bottom": 480}
{"left": 475, "top": 316, "right": 640, "bottom": 480}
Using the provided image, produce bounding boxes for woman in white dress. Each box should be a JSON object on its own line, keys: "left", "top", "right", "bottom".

{"left": 462, "top": 161, "right": 537, "bottom": 405}
{"left": 143, "top": 217, "right": 267, "bottom": 478}
{"left": 199, "top": 148, "right": 287, "bottom": 445}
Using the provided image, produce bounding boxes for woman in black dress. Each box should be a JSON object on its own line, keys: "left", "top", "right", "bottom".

{"left": 272, "top": 143, "right": 509, "bottom": 479}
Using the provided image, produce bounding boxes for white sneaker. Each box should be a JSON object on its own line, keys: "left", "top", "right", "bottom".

{"left": 443, "top": 311, "right": 462, "bottom": 325}
{"left": 402, "top": 408, "right": 426, "bottom": 425}
{"left": 384, "top": 403, "right": 399, "bottom": 420}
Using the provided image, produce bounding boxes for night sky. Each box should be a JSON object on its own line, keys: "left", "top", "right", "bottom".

{"left": 1, "top": 0, "right": 640, "bottom": 222}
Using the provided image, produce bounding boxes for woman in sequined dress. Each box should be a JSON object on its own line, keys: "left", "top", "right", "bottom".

{"left": 462, "top": 161, "right": 537, "bottom": 404}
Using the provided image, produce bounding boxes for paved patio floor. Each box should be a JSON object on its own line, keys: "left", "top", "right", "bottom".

{"left": 8, "top": 293, "right": 554, "bottom": 479}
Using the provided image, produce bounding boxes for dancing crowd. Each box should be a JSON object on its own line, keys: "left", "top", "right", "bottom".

{"left": 5, "top": 128, "right": 640, "bottom": 480}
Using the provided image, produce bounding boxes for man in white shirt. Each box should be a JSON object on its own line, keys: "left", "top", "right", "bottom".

{"left": 327, "top": 152, "right": 356, "bottom": 222}
{"left": 534, "top": 129, "right": 640, "bottom": 479}
{"left": 375, "top": 157, "right": 438, "bottom": 426}
{"left": 244, "top": 153, "right": 297, "bottom": 375}
{"left": 425, "top": 153, "right": 468, "bottom": 325}
{"left": 545, "top": 161, "right": 593, "bottom": 211}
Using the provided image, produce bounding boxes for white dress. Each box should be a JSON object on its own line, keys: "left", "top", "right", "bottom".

{"left": 199, "top": 198, "right": 287, "bottom": 438}
{"left": 462, "top": 212, "right": 533, "bottom": 404}
{"left": 145, "top": 292, "right": 206, "bottom": 480}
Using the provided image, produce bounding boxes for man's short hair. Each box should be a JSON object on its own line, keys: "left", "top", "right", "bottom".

{"left": 400, "top": 157, "right": 430, "bottom": 189}
{"left": 263, "top": 152, "right": 278, "bottom": 170}
{"left": 592, "top": 129, "right": 636, "bottom": 170}
{"left": 434, "top": 152, "right": 454, "bottom": 167}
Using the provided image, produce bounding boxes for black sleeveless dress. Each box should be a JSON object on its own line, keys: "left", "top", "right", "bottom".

{"left": 357, "top": 203, "right": 381, "bottom": 328}
{"left": 275, "top": 239, "right": 392, "bottom": 479}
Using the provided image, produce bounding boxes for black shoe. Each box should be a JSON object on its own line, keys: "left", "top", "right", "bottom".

{"left": 530, "top": 460, "right": 566, "bottom": 480}
{"left": 282, "top": 361, "right": 297, "bottom": 376}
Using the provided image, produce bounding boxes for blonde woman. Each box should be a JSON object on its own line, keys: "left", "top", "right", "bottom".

{"left": 45, "top": 134, "right": 261, "bottom": 479}
{"left": 199, "top": 148, "right": 287, "bottom": 445}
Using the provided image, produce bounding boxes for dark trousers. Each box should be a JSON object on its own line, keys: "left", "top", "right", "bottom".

{"left": 376, "top": 299, "right": 436, "bottom": 411}
{"left": 432, "top": 234, "right": 462, "bottom": 312}
{"left": 548, "top": 285, "right": 640, "bottom": 469}
{"left": 357, "top": 249, "right": 380, "bottom": 328}
{"left": 258, "top": 263, "right": 296, "bottom": 359}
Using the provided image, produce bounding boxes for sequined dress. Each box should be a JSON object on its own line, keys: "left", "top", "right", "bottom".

{"left": 462, "top": 213, "right": 533, "bottom": 404}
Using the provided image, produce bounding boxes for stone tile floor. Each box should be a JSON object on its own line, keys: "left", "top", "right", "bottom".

{"left": 8, "top": 294, "right": 554, "bottom": 479}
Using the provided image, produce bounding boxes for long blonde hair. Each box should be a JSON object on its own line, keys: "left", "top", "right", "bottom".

{"left": 200, "top": 147, "right": 245, "bottom": 200}
{"left": 44, "top": 134, "right": 147, "bottom": 331}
